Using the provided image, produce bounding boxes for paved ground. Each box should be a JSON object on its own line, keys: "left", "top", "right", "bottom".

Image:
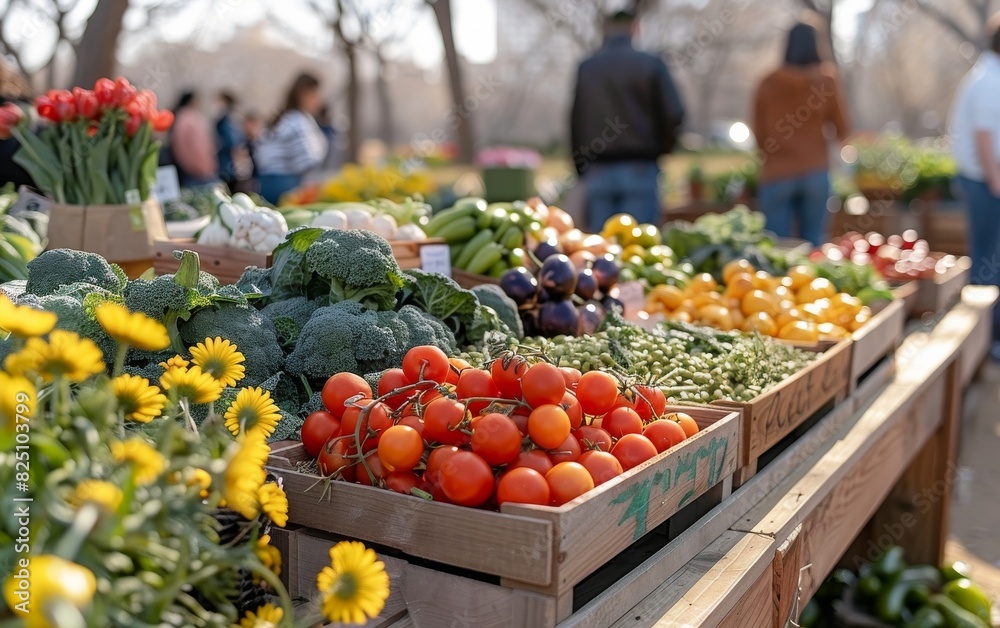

{"left": 946, "top": 361, "right": 1000, "bottom": 621}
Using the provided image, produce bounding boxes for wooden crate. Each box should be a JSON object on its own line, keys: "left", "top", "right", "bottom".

{"left": 711, "top": 339, "right": 852, "bottom": 485}
{"left": 451, "top": 268, "right": 501, "bottom": 289}
{"left": 848, "top": 298, "right": 905, "bottom": 394}
{"left": 152, "top": 239, "right": 271, "bottom": 285}
{"left": 390, "top": 238, "right": 447, "bottom": 271}
{"left": 919, "top": 202, "right": 968, "bottom": 256}
{"left": 890, "top": 281, "right": 919, "bottom": 317}
{"left": 912, "top": 257, "right": 972, "bottom": 316}
{"left": 267, "top": 406, "right": 741, "bottom": 623}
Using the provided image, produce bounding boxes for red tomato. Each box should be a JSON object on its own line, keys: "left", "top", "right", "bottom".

{"left": 439, "top": 451, "right": 495, "bottom": 507}
{"left": 546, "top": 462, "right": 595, "bottom": 506}
{"left": 611, "top": 434, "right": 658, "bottom": 471}
{"left": 490, "top": 353, "right": 528, "bottom": 398}
{"left": 578, "top": 450, "right": 623, "bottom": 486}
{"left": 521, "top": 362, "right": 566, "bottom": 408}
{"left": 507, "top": 449, "right": 554, "bottom": 476}
{"left": 424, "top": 445, "right": 461, "bottom": 484}
{"left": 559, "top": 366, "right": 582, "bottom": 389}
{"left": 378, "top": 425, "right": 425, "bottom": 472}
{"left": 301, "top": 411, "right": 341, "bottom": 458}
{"left": 447, "top": 357, "right": 472, "bottom": 386}
{"left": 356, "top": 451, "right": 388, "bottom": 486}
{"left": 396, "top": 414, "right": 425, "bottom": 440}
{"left": 403, "top": 345, "right": 451, "bottom": 384}
{"left": 528, "top": 404, "right": 571, "bottom": 450}
{"left": 573, "top": 425, "right": 614, "bottom": 452}
{"left": 317, "top": 438, "right": 356, "bottom": 481}
{"left": 377, "top": 368, "right": 412, "bottom": 410}
{"left": 601, "top": 407, "right": 643, "bottom": 439}
{"left": 510, "top": 411, "right": 530, "bottom": 436}
{"left": 497, "top": 467, "right": 551, "bottom": 507}
{"left": 560, "top": 391, "right": 584, "bottom": 430}
{"left": 548, "top": 433, "right": 581, "bottom": 464}
{"left": 643, "top": 419, "right": 687, "bottom": 453}
{"left": 611, "top": 393, "right": 634, "bottom": 410}
{"left": 632, "top": 385, "right": 667, "bottom": 421}
{"left": 321, "top": 372, "right": 372, "bottom": 418}
{"left": 422, "top": 398, "right": 470, "bottom": 446}
{"left": 577, "top": 371, "right": 619, "bottom": 416}
{"left": 385, "top": 471, "right": 423, "bottom": 495}
{"left": 665, "top": 412, "right": 700, "bottom": 438}
{"left": 341, "top": 400, "right": 392, "bottom": 451}
{"left": 456, "top": 368, "right": 501, "bottom": 416}
{"left": 471, "top": 412, "right": 523, "bottom": 466}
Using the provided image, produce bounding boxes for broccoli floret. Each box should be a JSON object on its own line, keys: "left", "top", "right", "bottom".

{"left": 24, "top": 249, "right": 126, "bottom": 296}
{"left": 304, "top": 229, "right": 404, "bottom": 310}
{"left": 196, "top": 271, "right": 221, "bottom": 296}
{"left": 259, "top": 297, "right": 321, "bottom": 349}
{"left": 300, "top": 391, "right": 325, "bottom": 416}
{"left": 179, "top": 304, "right": 283, "bottom": 387}
{"left": 26, "top": 294, "right": 116, "bottom": 364}
{"left": 471, "top": 284, "right": 524, "bottom": 339}
{"left": 395, "top": 305, "right": 457, "bottom": 354}
{"left": 256, "top": 372, "right": 306, "bottom": 442}
{"left": 236, "top": 266, "right": 273, "bottom": 299}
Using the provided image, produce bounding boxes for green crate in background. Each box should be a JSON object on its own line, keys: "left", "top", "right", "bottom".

{"left": 482, "top": 167, "right": 536, "bottom": 203}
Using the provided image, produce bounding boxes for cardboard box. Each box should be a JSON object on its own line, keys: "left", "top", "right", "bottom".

{"left": 17, "top": 187, "right": 167, "bottom": 262}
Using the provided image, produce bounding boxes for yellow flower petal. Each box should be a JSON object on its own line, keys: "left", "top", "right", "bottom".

{"left": 111, "top": 374, "right": 166, "bottom": 423}
{"left": 190, "top": 336, "right": 245, "bottom": 387}
{"left": 224, "top": 387, "right": 282, "bottom": 439}
{"left": 96, "top": 302, "right": 170, "bottom": 351}
{"left": 0, "top": 294, "right": 57, "bottom": 338}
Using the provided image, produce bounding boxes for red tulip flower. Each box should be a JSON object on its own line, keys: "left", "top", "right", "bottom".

{"left": 73, "top": 87, "right": 100, "bottom": 120}
{"left": 94, "top": 78, "right": 115, "bottom": 108}
{"left": 150, "top": 109, "right": 174, "bottom": 132}
{"left": 35, "top": 95, "right": 58, "bottom": 121}
{"left": 112, "top": 77, "right": 137, "bottom": 108}
{"left": 0, "top": 103, "right": 24, "bottom": 140}
{"left": 125, "top": 114, "right": 143, "bottom": 136}
{"left": 52, "top": 91, "right": 77, "bottom": 122}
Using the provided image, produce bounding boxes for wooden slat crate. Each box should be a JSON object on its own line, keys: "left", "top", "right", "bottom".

{"left": 912, "top": 257, "right": 972, "bottom": 316}
{"left": 389, "top": 239, "right": 447, "bottom": 271}
{"left": 267, "top": 406, "right": 741, "bottom": 625}
{"left": 450, "top": 268, "right": 501, "bottom": 289}
{"left": 711, "top": 338, "right": 853, "bottom": 486}
{"left": 890, "top": 281, "right": 919, "bottom": 317}
{"left": 847, "top": 298, "right": 905, "bottom": 403}
{"left": 152, "top": 239, "right": 270, "bottom": 285}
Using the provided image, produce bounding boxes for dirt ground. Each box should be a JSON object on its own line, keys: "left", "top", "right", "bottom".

{"left": 945, "top": 361, "right": 1000, "bottom": 620}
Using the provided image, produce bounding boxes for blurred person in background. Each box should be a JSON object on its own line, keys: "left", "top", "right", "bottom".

{"left": 215, "top": 90, "right": 244, "bottom": 191}
{"left": 752, "top": 21, "right": 848, "bottom": 245}
{"left": 0, "top": 60, "right": 34, "bottom": 188}
{"left": 171, "top": 90, "right": 219, "bottom": 187}
{"left": 253, "top": 72, "right": 327, "bottom": 203}
{"left": 316, "top": 104, "right": 340, "bottom": 172}
{"left": 570, "top": 10, "right": 685, "bottom": 232}
{"left": 950, "top": 13, "right": 1000, "bottom": 360}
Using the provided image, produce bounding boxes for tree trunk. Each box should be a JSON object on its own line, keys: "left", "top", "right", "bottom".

{"left": 429, "top": 0, "right": 475, "bottom": 163}
{"left": 71, "top": 0, "right": 130, "bottom": 87}
{"left": 343, "top": 43, "right": 361, "bottom": 163}
{"left": 374, "top": 48, "right": 394, "bottom": 149}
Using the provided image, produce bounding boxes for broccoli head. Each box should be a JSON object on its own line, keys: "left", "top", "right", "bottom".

{"left": 395, "top": 305, "right": 458, "bottom": 355}
{"left": 470, "top": 284, "right": 524, "bottom": 339}
{"left": 286, "top": 301, "right": 392, "bottom": 380}
{"left": 235, "top": 266, "right": 273, "bottom": 299}
{"left": 24, "top": 249, "right": 126, "bottom": 296}
{"left": 304, "top": 229, "right": 404, "bottom": 310}
{"left": 23, "top": 293, "right": 116, "bottom": 364}
{"left": 259, "top": 297, "right": 321, "bottom": 349}
{"left": 179, "top": 303, "right": 283, "bottom": 387}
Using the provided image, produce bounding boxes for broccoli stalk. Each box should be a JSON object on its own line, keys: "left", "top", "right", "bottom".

{"left": 124, "top": 251, "right": 211, "bottom": 353}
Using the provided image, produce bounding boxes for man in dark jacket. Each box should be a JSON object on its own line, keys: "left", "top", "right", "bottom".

{"left": 570, "top": 11, "right": 685, "bottom": 232}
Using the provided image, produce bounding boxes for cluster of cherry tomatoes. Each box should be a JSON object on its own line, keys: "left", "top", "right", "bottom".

{"left": 299, "top": 345, "right": 701, "bottom": 509}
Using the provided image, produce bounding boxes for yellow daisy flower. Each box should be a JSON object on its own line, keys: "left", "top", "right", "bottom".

{"left": 5, "top": 330, "right": 105, "bottom": 382}
{"left": 224, "top": 387, "right": 282, "bottom": 439}
{"left": 0, "top": 373, "right": 33, "bottom": 433}
{"left": 0, "top": 294, "right": 57, "bottom": 338}
{"left": 159, "top": 355, "right": 189, "bottom": 370}
{"left": 316, "top": 541, "right": 390, "bottom": 625}
{"left": 188, "top": 468, "right": 212, "bottom": 499}
{"left": 71, "top": 479, "right": 123, "bottom": 512}
{"left": 223, "top": 434, "right": 269, "bottom": 520}
{"left": 160, "top": 365, "right": 223, "bottom": 405}
{"left": 95, "top": 302, "right": 170, "bottom": 352}
{"left": 256, "top": 534, "right": 282, "bottom": 577}
{"left": 2, "top": 555, "right": 96, "bottom": 621}
{"left": 190, "top": 337, "right": 245, "bottom": 387}
{"left": 111, "top": 374, "right": 167, "bottom": 423}
{"left": 237, "top": 603, "right": 283, "bottom": 628}
{"left": 258, "top": 482, "right": 288, "bottom": 527}
{"left": 111, "top": 438, "right": 166, "bottom": 485}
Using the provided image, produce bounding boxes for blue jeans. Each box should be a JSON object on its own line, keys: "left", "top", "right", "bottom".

{"left": 584, "top": 162, "right": 660, "bottom": 233}
{"left": 258, "top": 173, "right": 303, "bottom": 205}
{"left": 757, "top": 170, "right": 831, "bottom": 246}
{"left": 957, "top": 176, "right": 1000, "bottom": 341}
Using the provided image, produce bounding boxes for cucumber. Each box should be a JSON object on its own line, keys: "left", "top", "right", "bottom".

{"left": 873, "top": 546, "right": 906, "bottom": 578}
{"left": 501, "top": 226, "right": 525, "bottom": 250}
{"left": 487, "top": 260, "right": 510, "bottom": 278}
{"left": 465, "top": 243, "right": 504, "bottom": 275}
{"left": 508, "top": 247, "right": 527, "bottom": 267}
{"left": 424, "top": 204, "right": 481, "bottom": 236}
{"left": 931, "top": 594, "right": 989, "bottom": 628}
{"left": 454, "top": 229, "right": 495, "bottom": 269}
{"left": 434, "top": 216, "right": 478, "bottom": 244}
{"left": 908, "top": 607, "right": 945, "bottom": 628}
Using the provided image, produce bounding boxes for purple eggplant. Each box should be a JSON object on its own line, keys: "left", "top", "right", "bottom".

{"left": 539, "top": 254, "right": 577, "bottom": 298}
{"left": 575, "top": 268, "right": 598, "bottom": 300}
{"left": 535, "top": 238, "right": 561, "bottom": 262}
{"left": 499, "top": 267, "right": 539, "bottom": 307}
{"left": 601, "top": 294, "right": 624, "bottom": 314}
{"left": 591, "top": 254, "right": 620, "bottom": 292}
{"left": 577, "top": 302, "right": 604, "bottom": 335}
{"left": 539, "top": 299, "right": 580, "bottom": 337}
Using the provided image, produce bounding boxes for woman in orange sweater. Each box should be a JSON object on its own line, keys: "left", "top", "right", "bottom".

{"left": 752, "top": 22, "right": 849, "bottom": 245}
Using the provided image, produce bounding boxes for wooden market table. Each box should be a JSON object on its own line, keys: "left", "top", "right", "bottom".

{"left": 577, "top": 285, "right": 997, "bottom": 628}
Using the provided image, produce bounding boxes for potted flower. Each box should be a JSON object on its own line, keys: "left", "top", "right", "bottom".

{"left": 476, "top": 146, "right": 541, "bottom": 203}
{"left": 0, "top": 77, "right": 172, "bottom": 264}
